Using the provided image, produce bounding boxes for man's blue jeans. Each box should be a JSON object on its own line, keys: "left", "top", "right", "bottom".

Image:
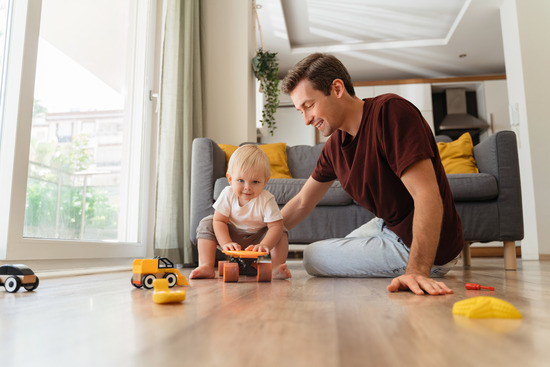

{"left": 303, "top": 218, "right": 457, "bottom": 278}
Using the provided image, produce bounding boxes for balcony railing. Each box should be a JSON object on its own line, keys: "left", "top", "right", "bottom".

{"left": 25, "top": 161, "right": 120, "bottom": 241}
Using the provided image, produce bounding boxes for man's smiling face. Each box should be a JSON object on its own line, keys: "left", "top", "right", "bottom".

{"left": 290, "top": 79, "right": 342, "bottom": 137}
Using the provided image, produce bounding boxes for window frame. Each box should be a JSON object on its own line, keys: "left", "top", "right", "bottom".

{"left": 0, "top": 0, "right": 158, "bottom": 261}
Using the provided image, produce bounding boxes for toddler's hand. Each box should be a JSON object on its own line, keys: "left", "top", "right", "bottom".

{"left": 222, "top": 242, "right": 241, "bottom": 251}
{"left": 245, "top": 244, "right": 270, "bottom": 253}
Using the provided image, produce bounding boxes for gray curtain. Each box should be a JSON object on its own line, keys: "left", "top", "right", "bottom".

{"left": 154, "top": 0, "right": 203, "bottom": 265}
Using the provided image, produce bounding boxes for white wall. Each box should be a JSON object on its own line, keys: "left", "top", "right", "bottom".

{"left": 258, "top": 82, "right": 317, "bottom": 146}
{"left": 500, "top": 0, "right": 550, "bottom": 257}
{"left": 483, "top": 80, "right": 510, "bottom": 133}
{"left": 202, "top": 0, "right": 256, "bottom": 145}
{"left": 260, "top": 106, "right": 316, "bottom": 146}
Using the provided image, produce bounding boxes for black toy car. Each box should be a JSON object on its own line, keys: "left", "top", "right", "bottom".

{"left": 0, "top": 264, "right": 39, "bottom": 293}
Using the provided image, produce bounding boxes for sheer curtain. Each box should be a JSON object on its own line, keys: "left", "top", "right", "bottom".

{"left": 154, "top": 0, "right": 203, "bottom": 265}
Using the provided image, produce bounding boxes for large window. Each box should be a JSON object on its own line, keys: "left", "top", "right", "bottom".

{"left": 0, "top": 0, "right": 158, "bottom": 261}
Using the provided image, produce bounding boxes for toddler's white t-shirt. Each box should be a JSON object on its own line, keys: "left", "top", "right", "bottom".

{"left": 213, "top": 186, "right": 282, "bottom": 232}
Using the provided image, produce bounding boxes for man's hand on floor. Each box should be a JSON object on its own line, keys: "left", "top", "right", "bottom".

{"left": 387, "top": 273, "right": 453, "bottom": 295}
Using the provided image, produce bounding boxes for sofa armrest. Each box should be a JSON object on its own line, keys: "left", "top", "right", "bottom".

{"left": 189, "top": 138, "right": 226, "bottom": 245}
{"left": 473, "top": 130, "right": 523, "bottom": 240}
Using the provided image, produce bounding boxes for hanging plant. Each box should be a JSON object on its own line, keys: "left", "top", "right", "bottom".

{"left": 252, "top": 49, "right": 280, "bottom": 136}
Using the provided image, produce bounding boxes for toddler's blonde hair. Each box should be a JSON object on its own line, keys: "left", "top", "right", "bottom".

{"left": 227, "top": 144, "right": 271, "bottom": 180}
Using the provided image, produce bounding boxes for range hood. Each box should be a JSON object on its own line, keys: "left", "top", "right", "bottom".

{"left": 439, "top": 88, "right": 489, "bottom": 130}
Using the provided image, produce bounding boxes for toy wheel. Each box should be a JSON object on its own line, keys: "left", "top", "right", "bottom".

{"left": 142, "top": 274, "right": 156, "bottom": 289}
{"left": 223, "top": 263, "right": 239, "bottom": 283}
{"left": 257, "top": 263, "right": 272, "bottom": 282}
{"left": 23, "top": 277, "right": 39, "bottom": 291}
{"left": 131, "top": 277, "right": 142, "bottom": 288}
{"left": 218, "top": 261, "right": 228, "bottom": 278}
{"left": 4, "top": 276, "right": 21, "bottom": 293}
{"left": 164, "top": 273, "right": 178, "bottom": 287}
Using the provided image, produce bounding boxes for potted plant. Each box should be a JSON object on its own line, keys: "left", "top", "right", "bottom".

{"left": 252, "top": 49, "right": 280, "bottom": 136}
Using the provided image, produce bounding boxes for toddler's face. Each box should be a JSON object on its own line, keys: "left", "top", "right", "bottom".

{"left": 227, "top": 167, "right": 268, "bottom": 205}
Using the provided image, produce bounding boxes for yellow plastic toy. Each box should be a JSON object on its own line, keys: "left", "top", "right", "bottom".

{"left": 452, "top": 296, "right": 522, "bottom": 319}
{"left": 132, "top": 256, "right": 189, "bottom": 289}
{"left": 152, "top": 278, "right": 186, "bottom": 304}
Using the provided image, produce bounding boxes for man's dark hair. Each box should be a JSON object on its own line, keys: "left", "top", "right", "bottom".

{"left": 281, "top": 53, "right": 355, "bottom": 97}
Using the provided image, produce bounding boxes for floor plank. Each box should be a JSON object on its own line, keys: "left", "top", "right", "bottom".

{"left": 1, "top": 258, "right": 549, "bottom": 367}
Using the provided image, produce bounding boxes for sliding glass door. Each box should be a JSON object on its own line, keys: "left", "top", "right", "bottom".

{"left": 0, "top": 0, "right": 158, "bottom": 260}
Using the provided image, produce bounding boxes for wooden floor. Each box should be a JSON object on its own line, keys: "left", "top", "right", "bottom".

{"left": 1, "top": 258, "right": 549, "bottom": 367}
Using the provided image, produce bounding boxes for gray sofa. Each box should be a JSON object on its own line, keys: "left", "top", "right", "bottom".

{"left": 190, "top": 130, "right": 523, "bottom": 270}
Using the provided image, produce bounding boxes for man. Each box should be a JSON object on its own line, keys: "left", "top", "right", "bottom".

{"left": 280, "top": 53, "right": 463, "bottom": 295}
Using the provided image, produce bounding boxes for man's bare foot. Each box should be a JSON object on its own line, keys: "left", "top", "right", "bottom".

{"left": 273, "top": 263, "right": 292, "bottom": 280}
{"left": 189, "top": 265, "right": 216, "bottom": 279}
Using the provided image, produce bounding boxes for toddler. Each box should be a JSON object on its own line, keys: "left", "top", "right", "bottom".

{"left": 190, "top": 144, "right": 291, "bottom": 280}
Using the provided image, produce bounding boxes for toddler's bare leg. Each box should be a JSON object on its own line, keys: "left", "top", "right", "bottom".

{"left": 270, "top": 233, "right": 291, "bottom": 280}
{"left": 190, "top": 238, "right": 218, "bottom": 279}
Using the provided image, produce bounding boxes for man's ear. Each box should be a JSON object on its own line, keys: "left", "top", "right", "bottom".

{"left": 332, "top": 79, "right": 346, "bottom": 98}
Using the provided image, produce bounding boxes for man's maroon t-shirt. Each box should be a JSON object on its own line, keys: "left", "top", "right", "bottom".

{"left": 312, "top": 94, "right": 463, "bottom": 265}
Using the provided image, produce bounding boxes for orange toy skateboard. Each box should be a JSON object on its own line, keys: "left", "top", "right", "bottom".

{"left": 218, "top": 250, "right": 272, "bottom": 283}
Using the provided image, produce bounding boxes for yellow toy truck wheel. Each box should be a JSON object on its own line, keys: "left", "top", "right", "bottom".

{"left": 164, "top": 273, "right": 177, "bottom": 287}
{"left": 131, "top": 276, "right": 142, "bottom": 288}
{"left": 142, "top": 274, "right": 156, "bottom": 289}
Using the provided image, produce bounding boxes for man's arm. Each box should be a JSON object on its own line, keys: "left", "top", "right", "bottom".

{"left": 281, "top": 177, "right": 334, "bottom": 230}
{"left": 387, "top": 158, "right": 453, "bottom": 296}
{"left": 246, "top": 220, "right": 284, "bottom": 252}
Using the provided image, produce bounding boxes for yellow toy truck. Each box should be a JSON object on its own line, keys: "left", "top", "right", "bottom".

{"left": 131, "top": 257, "right": 189, "bottom": 289}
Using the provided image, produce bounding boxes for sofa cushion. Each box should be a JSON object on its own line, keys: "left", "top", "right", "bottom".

{"left": 447, "top": 173, "right": 498, "bottom": 201}
{"left": 218, "top": 143, "right": 292, "bottom": 179}
{"left": 258, "top": 143, "right": 292, "bottom": 178}
{"left": 286, "top": 144, "right": 323, "bottom": 178}
{"left": 213, "top": 178, "right": 353, "bottom": 206}
{"left": 218, "top": 144, "right": 238, "bottom": 169}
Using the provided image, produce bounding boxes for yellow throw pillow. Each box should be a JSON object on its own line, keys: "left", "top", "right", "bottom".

{"left": 218, "top": 143, "right": 292, "bottom": 179}
{"left": 437, "top": 132, "right": 479, "bottom": 174}
{"left": 259, "top": 143, "right": 292, "bottom": 179}
{"left": 218, "top": 144, "right": 238, "bottom": 168}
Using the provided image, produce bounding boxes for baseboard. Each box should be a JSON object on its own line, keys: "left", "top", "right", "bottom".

{"left": 0, "top": 258, "right": 134, "bottom": 278}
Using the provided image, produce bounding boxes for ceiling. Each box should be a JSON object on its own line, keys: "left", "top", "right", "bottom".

{"left": 254, "top": 0, "right": 506, "bottom": 82}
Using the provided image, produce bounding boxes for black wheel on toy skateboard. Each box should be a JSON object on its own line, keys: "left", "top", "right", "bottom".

{"left": 257, "top": 263, "right": 272, "bottom": 282}
{"left": 218, "top": 261, "right": 228, "bottom": 278}
{"left": 223, "top": 263, "right": 239, "bottom": 283}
